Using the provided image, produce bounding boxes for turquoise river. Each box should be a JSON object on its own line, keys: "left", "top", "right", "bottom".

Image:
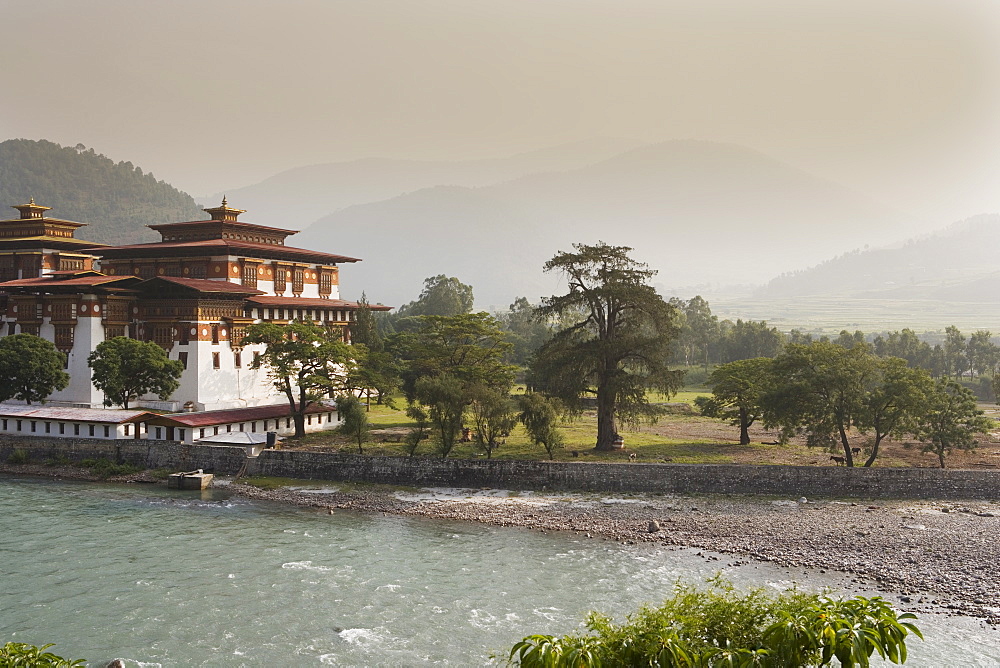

{"left": 2, "top": 476, "right": 999, "bottom": 666}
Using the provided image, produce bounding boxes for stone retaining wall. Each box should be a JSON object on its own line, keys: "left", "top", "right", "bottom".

{"left": 2, "top": 435, "right": 997, "bottom": 500}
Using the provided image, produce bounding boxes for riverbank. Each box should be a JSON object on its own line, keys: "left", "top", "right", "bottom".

{"left": 225, "top": 479, "right": 1000, "bottom": 626}
{"left": 5, "top": 462, "right": 998, "bottom": 625}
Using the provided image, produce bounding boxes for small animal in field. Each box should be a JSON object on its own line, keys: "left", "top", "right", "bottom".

{"left": 851, "top": 447, "right": 862, "bottom": 455}
{"left": 628, "top": 452, "right": 637, "bottom": 462}
{"left": 830, "top": 456, "right": 846, "bottom": 465}
{"left": 570, "top": 450, "right": 579, "bottom": 457}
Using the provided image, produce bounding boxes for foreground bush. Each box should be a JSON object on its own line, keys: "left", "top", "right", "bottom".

{"left": 0, "top": 642, "right": 84, "bottom": 667}
{"left": 508, "top": 578, "right": 921, "bottom": 667}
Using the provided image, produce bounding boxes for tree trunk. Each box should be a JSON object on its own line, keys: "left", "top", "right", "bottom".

{"left": 293, "top": 413, "right": 306, "bottom": 438}
{"left": 739, "top": 407, "right": 750, "bottom": 445}
{"left": 864, "top": 435, "right": 883, "bottom": 468}
{"left": 595, "top": 385, "right": 618, "bottom": 451}
{"left": 838, "top": 423, "right": 854, "bottom": 467}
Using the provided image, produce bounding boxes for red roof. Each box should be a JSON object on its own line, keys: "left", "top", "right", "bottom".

{"left": 137, "top": 276, "right": 264, "bottom": 295}
{"left": 147, "top": 402, "right": 334, "bottom": 428}
{"left": 148, "top": 219, "right": 299, "bottom": 235}
{"left": 94, "top": 238, "right": 360, "bottom": 264}
{"left": 247, "top": 296, "right": 392, "bottom": 311}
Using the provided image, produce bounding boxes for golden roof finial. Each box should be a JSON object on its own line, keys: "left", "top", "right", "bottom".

{"left": 29, "top": 196, "right": 35, "bottom": 205}
{"left": 221, "top": 195, "right": 228, "bottom": 207}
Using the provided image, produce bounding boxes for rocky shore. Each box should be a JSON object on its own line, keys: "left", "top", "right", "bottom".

{"left": 4, "top": 462, "right": 998, "bottom": 624}
{"left": 227, "top": 481, "right": 1000, "bottom": 625}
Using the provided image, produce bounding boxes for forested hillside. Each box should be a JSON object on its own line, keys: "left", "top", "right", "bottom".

{"left": 0, "top": 139, "right": 204, "bottom": 245}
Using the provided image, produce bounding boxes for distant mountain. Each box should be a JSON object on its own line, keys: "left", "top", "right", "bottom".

{"left": 201, "top": 137, "right": 648, "bottom": 225}
{"left": 294, "top": 140, "right": 913, "bottom": 309}
{"left": 756, "top": 214, "right": 1000, "bottom": 301}
{"left": 0, "top": 139, "right": 204, "bottom": 245}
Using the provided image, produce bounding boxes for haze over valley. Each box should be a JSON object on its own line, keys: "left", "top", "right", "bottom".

{"left": 2, "top": 0, "right": 999, "bottom": 332}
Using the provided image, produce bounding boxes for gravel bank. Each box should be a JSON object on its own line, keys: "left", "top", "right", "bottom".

{"left": 4, "top": 463, "right": 997, "bottom": 624}
{"left": 227, "top": 481, "right": 1000, "bottom": 625}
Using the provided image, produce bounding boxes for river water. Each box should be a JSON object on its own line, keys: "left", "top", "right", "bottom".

{"left": 2, "top": 476, "right": 998, "bottom": 667}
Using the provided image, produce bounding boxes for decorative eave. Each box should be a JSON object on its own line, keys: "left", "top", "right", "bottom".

{"left": 135, "top": 276, "right": 265, "bottom": 297}
{"left": 94, "top": 238, "right": 361, "bottom": 264}
{"left": 246, "top": 295, "right": 392, "bottom": 311}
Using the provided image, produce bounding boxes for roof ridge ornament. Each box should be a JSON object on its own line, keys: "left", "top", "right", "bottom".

{"left": 12, "top": 198, "right": 52, "bottom": 219}
{"left": 203, "top": 196, "right": 246, "bottom": 222}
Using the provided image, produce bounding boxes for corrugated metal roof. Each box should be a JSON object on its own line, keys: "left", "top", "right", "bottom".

{"left": 0, "top": 404, "right": 154, "bottom": 423}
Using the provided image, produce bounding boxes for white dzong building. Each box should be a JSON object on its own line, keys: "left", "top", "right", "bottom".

{"left": 0, "top": 198, "right": 388, "bottom": 411}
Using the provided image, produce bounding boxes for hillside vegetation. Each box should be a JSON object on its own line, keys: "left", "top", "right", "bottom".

{"left": 0, "top": 139, "right": 204, "bottom": 245}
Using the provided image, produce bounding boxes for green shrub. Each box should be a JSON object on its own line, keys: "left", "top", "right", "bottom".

{"left": 44, "top": 454, "right": 73, "bottom": 467}
{"left": 508, "top": 577, "right": 921, "bottom": 667}
{"left": 0, "top": 642, "right": 85, "bottom": 667}
{"left": 79, "top": 457, "right": 141, "bottom": 478}
{"left": 7, "top": 448, "right": 31, "bottom": 465}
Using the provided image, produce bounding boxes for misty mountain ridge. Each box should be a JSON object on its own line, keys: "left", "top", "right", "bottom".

{"left": 294, "top": 140, "right": 915, "bottom": 308}
{"left": 201, "top": 137, "right": 647, "bottom": 226}
{"left": 757, "top": 213, "right": 1000, "bottom": 301}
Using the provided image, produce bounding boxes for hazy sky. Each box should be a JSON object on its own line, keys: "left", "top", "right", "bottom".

{"left": 3, "top": 0, "right": 999, "bottom": 225}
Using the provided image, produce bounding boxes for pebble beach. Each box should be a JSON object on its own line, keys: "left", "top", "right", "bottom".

{"left": 227, "top": 480, "right": 1000, "bottom": 625}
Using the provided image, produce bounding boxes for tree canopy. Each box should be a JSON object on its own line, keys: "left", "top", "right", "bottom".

{"left": 391, "top": 312, "right": 516, "bottom": 400}
{"left": 87, "top": 337, "right": 183, "bottom": 409}
{"left": 395, "top": 274, "right": 474, "bottom": 318}
{"left": 241, "top": 320, "right": 356, "bottom": 437}
{"left": 916, "top": 378, "right": 993, "bottom": 468}
{"left": 0, "top": 334, "right": 69, "bottom": 405}
{"left": 530, "top": 242, "right": 682, "bottom": 450}
{"left": 697, "top": 357, "right": 773, "bottom": 445}
{"left": 509, "top": 578, "right": 921, "bottom": 667}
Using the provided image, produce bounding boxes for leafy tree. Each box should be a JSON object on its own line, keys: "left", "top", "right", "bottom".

{"left": 241, "top": 320, "right": 356, "bottom": 437}
{"left": 508, "top": 578, "right": 921, "bottom": 667}
{"left": 403, "top": 403, "right": 430, "bottom": 457}
{"left": 671, "top": 296, "right": 719, "bottom": 367}
{"left": 916, "top": 378, "right": 994, "bottom": 468}
{"left": 349, "top": 345, "right": 399, "bottom": 410}
{"left": 0, "top": 642, "right": 85, "bottom": 667}
{"left": 872, "top": 329, "right": 933, "bottom": 371}
{"left": 392, "top": 312, "right": 516, "bottom": 400}
{"left": 966, "top": 330, "right": 998, "bottom": 379}
{"left": 0, "top": 334, "right": 69, "bottom": 405}
{"left": 530, "top": 242, "right": 683, "bottom": 450}
{"left": 786, "top": 329, "right": 814, "bottom": 345}
{"left": 395, "top": 274, "right": 474, "bottom": 318}
{"left": 498, "top": 297, "right": 552, "bottom": 366}
{"left": 718, "top": 319, "right": 784, "bottom": 362}
{"left": 944, "top": 325, "right": 968, "bottom": 378}
{"left": 833, "top": 329, "right": 867, "bottom": 349}
{"left": 468, "top": 384, "right": 519, "bottom": 459}
{"left": 349, "top": 292, "right": 380, "bottom": 347}
{"left": 87, "top": 337, "right": 183, "bottom": 409}
{"left": 518, "top": 392, "right": 564, "bottom": 459}
{"left": 336, "top": 393, "right": 370, "bottom": 454}
{"left": 698, "top": 357, "right": 773, "bottom": 445}
{"left": 762, "top": 343, "right": 876, "bottom": 467}
{"left": 856, "top": 358, "right": 934, "bottom": 467}
{"left": 414, "top": 374, "right": 466, "bottom": 457}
